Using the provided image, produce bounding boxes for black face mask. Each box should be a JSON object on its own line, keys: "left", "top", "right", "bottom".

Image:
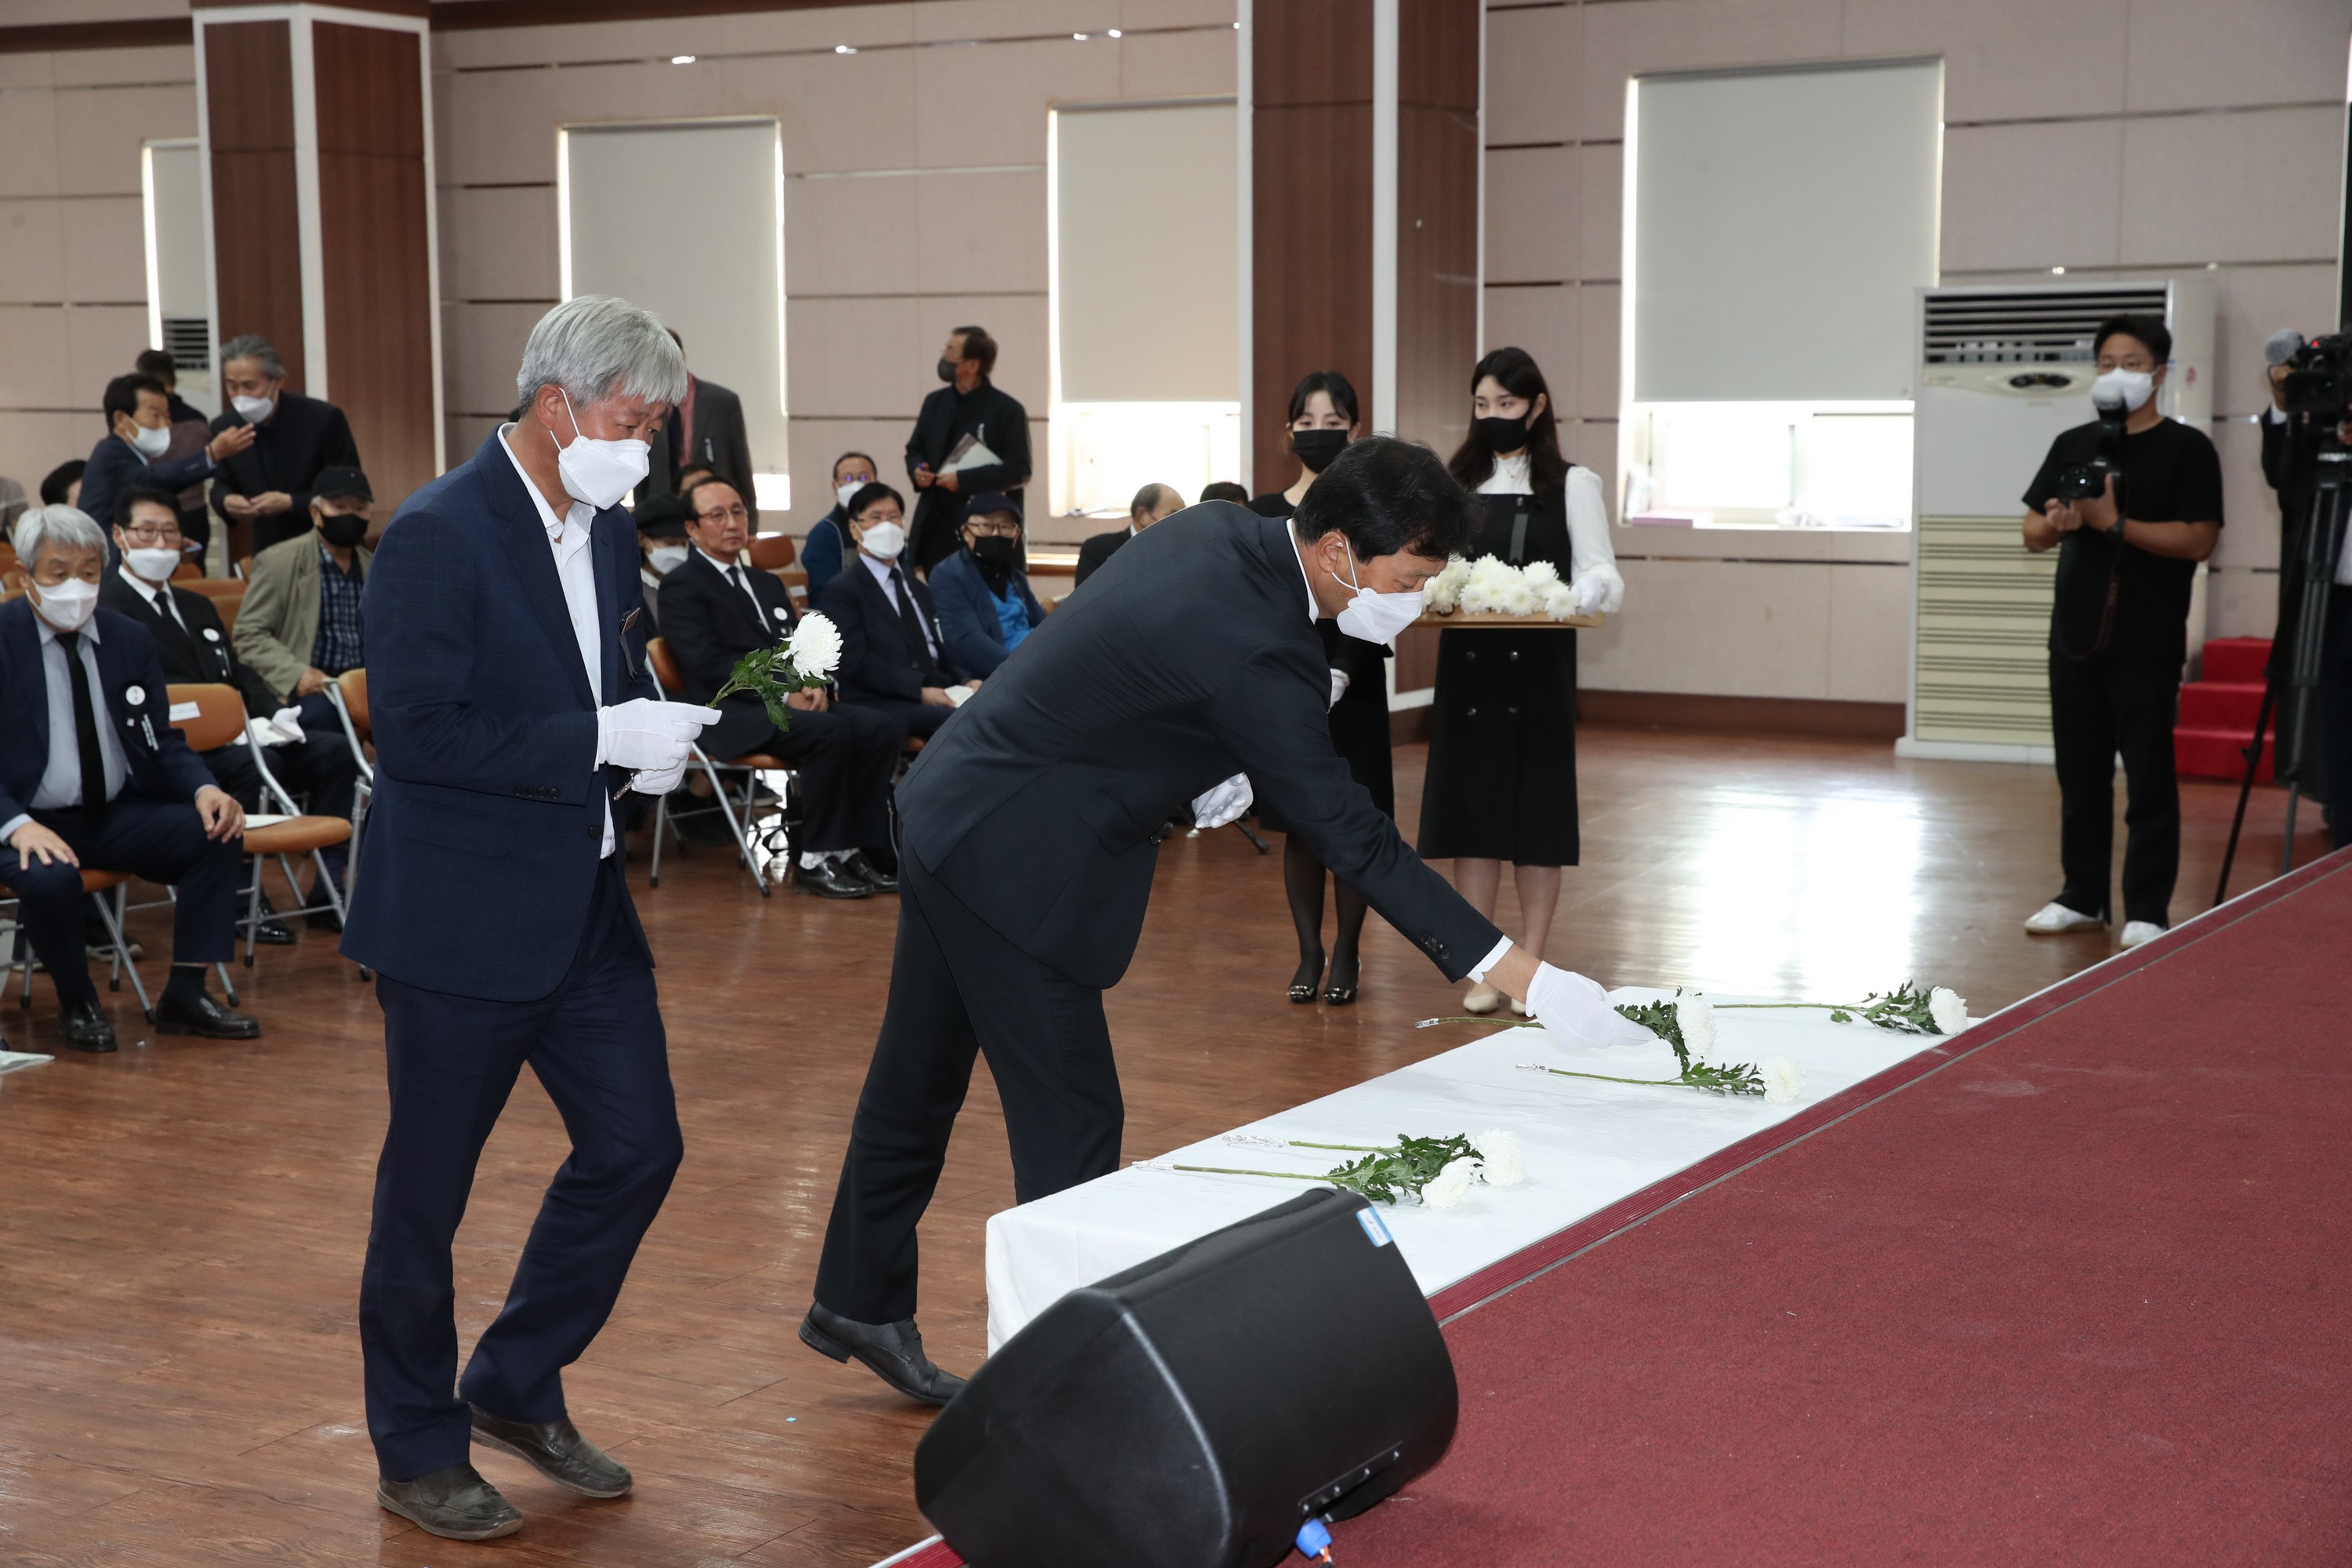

{"left": 318, "top": 512, "right": 368, "bottom": 548}
{"left": 1290, "top": 428, "right": 1348, "bottom": 473}
{"left": 1474, "top": 413, "right": 1532, "bottom": 455}
{"left": 970, "top": 532, "right": 1019, "bottom": 587}
{"left": 937, "top": 357, "right": 960, "bottom": 384}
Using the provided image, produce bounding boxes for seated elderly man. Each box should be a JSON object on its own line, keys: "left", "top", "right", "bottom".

{"left": 658, "top": 475, "right": 905, "bottom": 898}
{"left": 1, "top": 506, "right": 259, "bottom": 1051}
{"left": 928, "top": 491, "right": 1044, "bottom": 678}
{"left": 1075, "top": 481, "right": 1184, "bottom": 589}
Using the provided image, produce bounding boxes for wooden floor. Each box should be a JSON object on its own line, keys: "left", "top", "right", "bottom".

{"left": 0, "top": 728, "right": 2325, "bottom": 1566}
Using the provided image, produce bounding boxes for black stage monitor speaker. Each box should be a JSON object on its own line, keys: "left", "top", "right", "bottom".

{"left": 915, "top": 1188, "right": 1457, "bottom": 1568}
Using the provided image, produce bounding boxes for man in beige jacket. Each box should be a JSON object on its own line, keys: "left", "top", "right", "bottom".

{"left": 231, "top": 464, "right": 372, "bottom": 920}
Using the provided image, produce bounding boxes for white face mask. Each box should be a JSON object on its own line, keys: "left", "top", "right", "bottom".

{"left": 2091, "top": 368, "right": 2155, "bottom": 414}
{"left": 647, "top": 543, "right": 690, "bottom": 575}
{"left": 233, "top": 393, "right": 275, "bottom": 424}
{"left": 837, "top": 479, "right": 872, "bottom": 510}
{"left": 1330, "top": 537, "right": 1425, "bottom": 645}
{"left": 857, "top": 520, "right": 906, "bottom": 561}
{"left": 551, "top": 389, "right": 650, "bottom": 510}
{"left": 31, "top": 576, "right": 99, "bottom": 633}
{"left": 125, "top": 546, "right": 181, "bottom": 584}
{"left": 128, "top": 423, "right": 171, "bottom": 459}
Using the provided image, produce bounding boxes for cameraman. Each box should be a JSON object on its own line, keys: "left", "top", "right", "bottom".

{"left": 2020, "top": 313, "right": 2223, "bottom": 948}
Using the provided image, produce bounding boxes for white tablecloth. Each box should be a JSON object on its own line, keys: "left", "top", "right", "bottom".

{"left": 985, "top": 989, "right": 1952, "bottom": 1350}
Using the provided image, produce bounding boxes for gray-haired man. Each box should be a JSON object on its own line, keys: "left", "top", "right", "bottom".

{"left": 209, "top": 333, "right": 362, "bottom": 557}
{"left": 341, "top": 296, "right": 720, "bottom": 1541}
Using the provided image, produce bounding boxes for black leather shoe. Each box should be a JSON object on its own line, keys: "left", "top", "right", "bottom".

{"left": 795, "top": 858, "right": 876, "bottom": 899}
{"left": 59, "top": 999, "right": 117, "bottom": 1054}
{"left": 469, "top": 1406, "right": 632, "bottom": 1498}
{"left": 838, "top": 850, "right": 898, "bottom": 893}
{"left": 377, "top": 1462, "right": 524, "bottom": 1541}
{"left": 304, "top": 908, "right": 343, "bottom": 932}
{"left": 155, "top": 990, "right": 262, "bottom": 1039}
{"left": 251, "top": 916, "right": 299, "bottom": 946}
{"left": 799, "top": 1303, "right": 965, "bottom": 1405}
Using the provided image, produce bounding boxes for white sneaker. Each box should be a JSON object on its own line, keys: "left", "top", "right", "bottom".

{"left": 2118, "top": 920, "right": 2165, "bottom": 949}
{"left": 2023, "top": 902, "right": 2104, "bottom": 935}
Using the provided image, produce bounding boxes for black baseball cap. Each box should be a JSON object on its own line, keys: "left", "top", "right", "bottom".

{"left": 964, "top": 491, "right": 1022, "bottom": 521}
{"left": 635, "top": 493, "right": 691, "bottom": 539}
{"left": 314, "top": 465, "right": 372, "bottom": 503}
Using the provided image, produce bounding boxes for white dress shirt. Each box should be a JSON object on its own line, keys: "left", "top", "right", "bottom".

{"left": 0, "top": 612, "right": 132, "bottom": 843}
{"left": 499, "top": 423, "right": 615, "bottom": 857}
{"left": 1479, "top": 452, "right": 1625, "bottom": 613}
{"left": 858, "top": 550, "right": 942, "bottom": 660}
{"left": 700, "top": 546, "right": 773, "bottom": 626}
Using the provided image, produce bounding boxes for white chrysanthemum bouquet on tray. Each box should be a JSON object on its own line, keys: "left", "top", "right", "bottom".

{"left": 1421, "top": 555, "right": 1592, "bottom": 623}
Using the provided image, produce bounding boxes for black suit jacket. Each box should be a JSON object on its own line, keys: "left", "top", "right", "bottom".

{"left": 98, "top": 571, "right": 280, "bottom": 721}
{"left": 1073, "top": 527, "right": 1131, "bottom": 590}
{"left": 0, "top": 600, "right": 217, "bottom": 827}
{"left": 819, "top": 557, "right": 966, "bottom": 704}
{"left": 643, "top": 375, "right": 757, "bottom": 526}
{"left": 209, "top": 392, "right": 362, "bottom": 555}
{"left": 896, "top": 502, "right": 1502, "bottom": 989}
{"left": 657, "top": 550, "right": 802, "bottom": 760}
{"left": 904, "top": 379, "right": 1031, "bottom": 567}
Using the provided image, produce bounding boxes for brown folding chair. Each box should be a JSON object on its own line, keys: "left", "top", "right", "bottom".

{"left": 746, "top": 532, "right": 797, "bottom": 570}
{"left": 167, "top": 683, "right": 358, "bottom": 969}
{"left": 643, "top": 637, "right": 795, "bottom": 896}
{"left": 2, "top": 869, "right": 151, "bottom": 1020}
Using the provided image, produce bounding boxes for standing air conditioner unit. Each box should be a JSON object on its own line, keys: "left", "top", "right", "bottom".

{"left": 1899, "top": 278, "right": 2213, "bottom": 763}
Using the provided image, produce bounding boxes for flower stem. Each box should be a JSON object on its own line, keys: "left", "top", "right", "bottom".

{"left": 1522, "top": 1065, "right": 1693, "bottom": 1088}
{"left": 1416, "top": 1014, "right": 1541, "bottom": 1029}
{"left": 1169, "top": 1164, "right": 1327, "bottom": 1181}
{"left": 1284, "top": 1140, "right": 1385, "bottom": 1153}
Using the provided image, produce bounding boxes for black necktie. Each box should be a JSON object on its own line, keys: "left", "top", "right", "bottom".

{"left": 888, "top": 567, "right": 934, "bottom": 676}
{"left": 731, "top": 564, "right": 762, "bottom": 626}
{"left": 58, "top": 630, "right": 109, "bottom": 830}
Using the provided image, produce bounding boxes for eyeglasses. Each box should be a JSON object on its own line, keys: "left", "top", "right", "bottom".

{"left": 695, "top": 504, "right": 749, "bottom": 524}
{"left": 964, "top": 520, "right": 1020, "bottom": 538}
{"left": 121, "top": 524, "right": 183, "bottom": 546}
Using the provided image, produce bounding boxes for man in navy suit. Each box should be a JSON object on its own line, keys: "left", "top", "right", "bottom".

{"left": 817, "top": 480, "right": 979, "bottom": 738}
{"left": 340, "top": 296, "right": 720, "bottom": 1542}
{"left": 75, "top": 372, "right": 255, "bottom": 554}
{"left": 0, "top": 506, "right": 256, "bottom": 1052}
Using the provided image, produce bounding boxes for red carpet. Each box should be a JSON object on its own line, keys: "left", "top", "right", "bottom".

{"left": 2176, "top": 636, "right": 2272, "bottom": 782}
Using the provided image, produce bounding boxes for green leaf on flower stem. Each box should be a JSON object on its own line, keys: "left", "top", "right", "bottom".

{"left": 1321, "top": 1133, "right": 1475, "bottom": 1205}
{"left": 1830, "top": 1009, "right": 1853, "bottom": 1023}
{"left": 713, "top": 642, "right": 818, "bottom": 734}
{"left": 1613, "top": 999, "right": 1689, "bottom": 1069}
{"left": 1613, "top": 993, "right": 1761, "bottom": 1095}
{"left": 1681, "top": 1060, "right": 1763, "bottom": 1097}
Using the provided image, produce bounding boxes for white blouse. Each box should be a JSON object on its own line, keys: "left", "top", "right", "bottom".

{"left": 1473, "top": 452, "right": 1625, "bottom": 614}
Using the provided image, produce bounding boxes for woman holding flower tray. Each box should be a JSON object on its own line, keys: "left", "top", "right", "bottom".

{"left": 1419, "top": 347, "right": 1626, "bottom": 1016}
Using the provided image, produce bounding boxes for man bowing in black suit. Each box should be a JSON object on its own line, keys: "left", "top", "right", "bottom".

{"left": 803, "top": 437, "right": 1653, "bottom": 1401}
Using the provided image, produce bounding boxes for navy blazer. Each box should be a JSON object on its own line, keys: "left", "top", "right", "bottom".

{"left": 0, "top": 599, "right": 216, "bottom": 826}
{"left": 77, "top": 433, "right": 212, "bottom": 547}
{"left": 927, "top": 548, "right": 1041, "bottom": 679}
{"left": 818, "top": 555, "right": 967, "bottom": 702}
{"left": 339, "top": 431, "right": 660, "bottom": 1003}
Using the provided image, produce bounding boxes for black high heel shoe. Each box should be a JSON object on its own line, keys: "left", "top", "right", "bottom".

{"left": 1289, "top": 953, "right": 1324, "bottom": 1004}
{"left": 1323, "top": 952, "right": 1359, "bottom": 1006}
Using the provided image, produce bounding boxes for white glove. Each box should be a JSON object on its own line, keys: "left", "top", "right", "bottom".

{"left": 1191, "top": 773, "right": 1254, "bottom": 829}
{"left": 629, "top": 757, "right": 689, "bottom": 796}
{"left": 596, "top": 699, "right": 722, "bottom": 773}
{"left": 1327, "top": 669, "right": 1351, "bottom": 708}
{"left": 1527, "top": 962, "right": 1658, "bottom": 1051}
{"left": 1573, "top": 575, "right": 1609, "bottom": 616}
{"left": 268, "top": 705, "right": 307, "bottom": 742}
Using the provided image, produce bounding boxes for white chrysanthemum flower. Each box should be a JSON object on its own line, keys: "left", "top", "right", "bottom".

{"left": 1761, "top": 1058, "right": 1804, "bottom": 1105}
{"left": 788, "top": 611, "right": 844, "bottom": 678}
{"left": 1520, "top": 559, "right": 1561, "bottom": 586}
{"left": 1675, "top": 992, "right": 1716, "bottom": 1061}
{"left": 1929, "top": 986, "right": 1969, "bottom": 1036}
{"left": 1419, "top": 1156, "right": 1480, "bottom": 1209}
{"left": 1497, "top": 577, "right": 1542, "bottom": 616}
{"left": 1541, "top": 580, "right": 1582, "bottom": 621}
{"left": 1425, "top": 556, "right": 1471, "bottom": 614}
{"left": 1461, "top": 554, "right": 1517, "bottom": 613}
{"left": 1470, "top": 1129, "right": 1525, "bottom": 1188}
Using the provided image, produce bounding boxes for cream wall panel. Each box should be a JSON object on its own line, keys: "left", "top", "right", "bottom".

{"left": 913, "top": 168, "right": 1048, "bottom": 296}
{"left": 441, "top": 185, "right": 560, "bottom": 303}
{"left": 786, "top": 295, "right": 928, "bottom": 419}
{"left": 1118, "top": 0, "right": 1237, "bottom": 27}
{"left": 434, "top": 17, "right": 733, "bottom": 71}
{"left": 2209, "top": 263, "right": 2336, "bottom": 419}
{"left": 0, "top": 307, "right": 70, "bottom": 410}
{"left": 0, "top": 55, "right": 55, "bottom": 91}
{"left": 52, "top": 84, "right": 194, "bottom": 198}
{"left": 917, "top": 292, "right": 1050, "bottom": 412}
{"left": 1939, "top": 118, "right": 2123, "bottom": 274}
{"left": 64, "top": 304, "right": 147, "bottom": 409}
{"left": 1580, "top": 557, "right": 1835, "bottom": 698}
{"left": 1116, "top": 27, "right": 1236, "bottom": 99}
{"left": 1486, "top": 4, "right": 1577, "bottom": 147}
{"left": 1577, "top": 142, "right": 1621, "bottom": 282}
{"left": 50, "top": 45, "right": 193, "bottom": 88}
{"left": 1483, "top": 144, "right": 1574, "bottom": 284}
{"left": 913, "top": 38, "right": 1120, "bottom": 168}
{"left": 2123, "top": 0, "right": 2352, "bottom": 112}
{"left": 1566, "top": 420, "right": 1620, "bottom": 499}
{"left": 2209, "top": 416, "right": 2279, "bottom": 571}
{"left": 721, "top": 49, "right": 920, "bottom": 174}
{"left": 787, "top": 176, "right": 925, "bottom": 298}
{"left": 1574, "top": 281, "right": 1619, "bottom": 423}
{"left": 440, "top": 64, "right": 671, "bottom": 187}
{"left": 717, "top": 5, "right": 918, "bottom": 54}
{"left": 0, "top": 412, "right": 87, "bottom": 499}
{"left": 1841, "top": 0, "right": 2127, "bottom": 122}
{"left": 1826, "top": 563, "right": 1911, "bottom": 703}
{"left": 2205, "top": 566, "right": 2278, "bottom": 642}
{"left": 1482, "top": 285, "right": 1577, "bottom": 394}
{"left": 913, "top": 0, "right": 1119, "bottom": 44}
{"left": 60, "top": 195, "right": 151, "bottom": 307}
{"left": 441, "top": 302, "right": 551, "bottom": 418}
{"left": 0, "top": 201, "right": 66, "bottom": 303}
{"left": 1577, "top": 0, "right": 1843, "bottom": 143}
{"left": 0, "top": 92, "right": 62, "bottom": 200}
{"left": 2119, "top": 107, "right": 2345, "bottom": 267}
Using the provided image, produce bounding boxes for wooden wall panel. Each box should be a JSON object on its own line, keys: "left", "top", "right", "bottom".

{"left": 204, "top": 20, "right": 303, "bottom": 393}
{"left": 315, "top": 21, "right": 434, "bottom": 515}
{"left": 1394, "top": 0, "right": 1479, "bottom": 462}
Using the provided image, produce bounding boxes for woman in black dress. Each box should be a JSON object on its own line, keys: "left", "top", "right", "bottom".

{"left": 1418, "top": 348, "right": 1624, "bottom": 1014}
{"left": 1250, "top": 371, "right": 1392, "bottom": 1005}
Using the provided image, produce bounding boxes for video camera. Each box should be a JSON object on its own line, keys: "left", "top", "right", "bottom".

{"left": 2053, "top": 390, "right": 2130, "bottom": 503}
{"left": 2281, "top": 332, "right": 2352, "bottom": 418}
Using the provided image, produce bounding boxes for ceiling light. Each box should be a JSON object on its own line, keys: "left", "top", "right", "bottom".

{"left": 670, "top": 54, "right": 695, "bottom": 64}
{"left": 836, "top": 43, "right": 857, "bottom": 54}
{"left": 1073, "top": 31, "right": 1088, "bottom": 40}
{"left": 1107, "top": 27, "right": 1122, "bottom": 36}
{"left": 2051, "top": 266, "right": 2066, "bottom": 275}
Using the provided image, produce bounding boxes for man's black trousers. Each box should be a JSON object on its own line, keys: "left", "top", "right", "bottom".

{"left": 2049, "top": 653, "right": 2181, "bottom": 927}
{"left": 814, "top": 851, "right": 1121, "bottom": 1325}
{"left": 358, "top": 854, "right": 681, "bottom": 1481}
{"left": 0, "top": 798, "right": 241, "bottom": 1004}
{"left": 757, "top": 704, "right": 902, "bottom": 852}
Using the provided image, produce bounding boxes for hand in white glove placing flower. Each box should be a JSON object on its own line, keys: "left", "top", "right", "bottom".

{"left": 1191, "top": 773, "right": 1253, "bottom": 829}
{"left": 1527, "top": 962, "right": 1660, "bottom": 1051}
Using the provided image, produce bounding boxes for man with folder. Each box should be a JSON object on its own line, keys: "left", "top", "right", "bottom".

{"left": 905, "top": 326, "right": 1030, "bottom": 573}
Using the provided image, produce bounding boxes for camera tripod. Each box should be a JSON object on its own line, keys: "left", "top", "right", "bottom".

{"left": 2212, "top": 436, "right": 2350, "bottom": 904}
